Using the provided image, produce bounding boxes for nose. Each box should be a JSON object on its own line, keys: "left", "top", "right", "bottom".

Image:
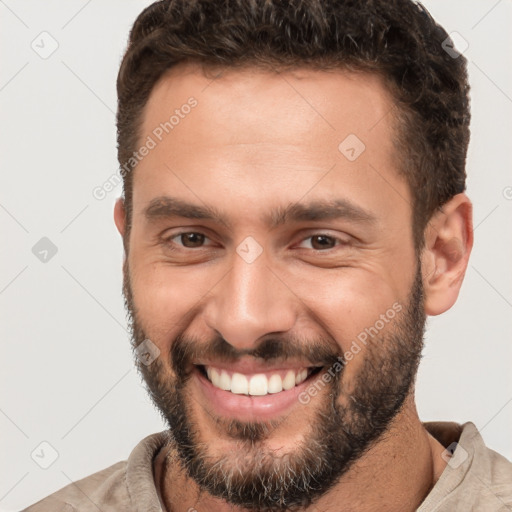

{"left": 203, "top": 250, "right": 298, "bottom": 351}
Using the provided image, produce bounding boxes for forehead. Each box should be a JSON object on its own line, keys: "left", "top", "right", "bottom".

{"left": 133, "top": 62, "right": 409, "bottom": 227}
{"left": 142, "top": 62, "right": 397, "bottom": 150}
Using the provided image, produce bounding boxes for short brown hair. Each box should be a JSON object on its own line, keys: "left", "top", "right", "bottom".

{"left": 116, "top": 0, "right": 470, "bottom": 251}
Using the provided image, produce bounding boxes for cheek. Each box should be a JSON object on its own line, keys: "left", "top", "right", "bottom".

{"left": 289, "top": 267, "right": 404, "bottom": 352}
{"left": 284, "top": 280, "right": 398, "bottom": 401}
{"left": 128, "top": 244, "right": 411, "bottom": 361}
{"left": 129, "top": 259, "right": 217, "bottom": 334}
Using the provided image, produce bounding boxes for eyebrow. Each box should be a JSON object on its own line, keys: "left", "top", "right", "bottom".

{"left": 143, "top": 196, "right": 377, "bottom": 230}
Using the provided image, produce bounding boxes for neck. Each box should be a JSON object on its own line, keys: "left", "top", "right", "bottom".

{"left": 155, "top": 396, "right": 447, "bottom": 512}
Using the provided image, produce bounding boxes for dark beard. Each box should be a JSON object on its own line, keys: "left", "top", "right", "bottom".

{"left": 123, "top": 259, "right": 426, "bottom": 511}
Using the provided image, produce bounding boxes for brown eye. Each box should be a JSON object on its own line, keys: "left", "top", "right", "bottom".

{"left": 309, "top": 235, "right": 336, "bottom": 250}
{"left": 179, "top": 232, "right": 206, "bottom": 248}
{"left": 296, "top": 233, "right": 349, "bottom": 251}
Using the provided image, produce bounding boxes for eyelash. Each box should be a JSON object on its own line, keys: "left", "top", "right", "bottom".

{"left": 162, "top": 231, "right": 349, "bottom": 251}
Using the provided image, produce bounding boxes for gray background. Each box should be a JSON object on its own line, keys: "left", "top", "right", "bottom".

{"left": 1, "top": 1, "right": 511, "bottom": 510}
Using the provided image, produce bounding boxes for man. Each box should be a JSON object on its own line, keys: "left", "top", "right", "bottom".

{"left": 24, "top": 0, "right": 512, "bottom": 511}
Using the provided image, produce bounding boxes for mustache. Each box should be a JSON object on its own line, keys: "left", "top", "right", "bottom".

{"left": 169, "top": 332, "right": 344, "bottom": 380}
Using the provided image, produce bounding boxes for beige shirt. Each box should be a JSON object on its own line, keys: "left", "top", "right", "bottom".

{"left": 22, "top": 422, "right": 512, "bottom": 511}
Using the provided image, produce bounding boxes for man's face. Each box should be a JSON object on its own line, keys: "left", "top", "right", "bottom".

{"left": 120, "top": 64, "right": 425, "bottom": 509}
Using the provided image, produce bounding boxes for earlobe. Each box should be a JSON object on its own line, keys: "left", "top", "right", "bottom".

{"left": 114, "top": 198, "right": 126, "bottom": 238}
{"left": 421, "top": 193, "right": 473, "bottom": 316}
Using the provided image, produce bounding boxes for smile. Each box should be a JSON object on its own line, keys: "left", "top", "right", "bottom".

{"left": 200, "top": 365, "right": 319, "bottom": 396}
{"left": 193, "top": 361, "right": 326, "bottom": 420}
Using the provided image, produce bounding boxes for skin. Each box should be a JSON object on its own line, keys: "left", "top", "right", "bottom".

{"left": 114, "top": 62, "right": 473, "bottom": 511}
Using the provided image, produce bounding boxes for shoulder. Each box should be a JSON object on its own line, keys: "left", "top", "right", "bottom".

{"left": 469, "top": 422, "right": 512, "bottom": 505}
{"left": 459, "top": 421, "right": 512, "bottom": 508}
{"left": 21, "top": 461, "right": 128, "bottom": 511}
{"left": 421, "top": 421, "right": 512, "bottom": 511}
{"left": 21, "top": 430, "right": 170, "bottom": 512}
{"left": 460, "top": 422, "right": 512, "bottom": 479}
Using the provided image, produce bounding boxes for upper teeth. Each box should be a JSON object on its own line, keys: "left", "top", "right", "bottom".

{"left": 205, "top": 366, "right": 309, "bottom": 396}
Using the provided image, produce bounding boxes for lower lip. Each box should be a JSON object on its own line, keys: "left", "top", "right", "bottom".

{"left": 193, "top": 367, "right": 320, "bottom": 421}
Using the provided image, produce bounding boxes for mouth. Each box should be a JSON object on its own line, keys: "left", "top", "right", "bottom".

{"left": 197, "top": 365, "right": 323, "bottom": 396}
{"left": 193, "top": 363, "right": 325, "bottom": 421}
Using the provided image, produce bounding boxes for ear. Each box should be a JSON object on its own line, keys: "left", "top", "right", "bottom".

{"left": 420, "top": 193, "right": 473, "bottom": 316}
{"left": 114, "top": 197, "right": 126, "bottom": 238}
